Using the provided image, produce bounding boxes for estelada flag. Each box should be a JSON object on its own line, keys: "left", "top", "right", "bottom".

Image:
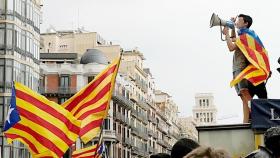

{"left": 3, "top": 82, "right": 81, "bottom": 158}
{"left": 230, "top": 28, "right": 270, "bottom": 87}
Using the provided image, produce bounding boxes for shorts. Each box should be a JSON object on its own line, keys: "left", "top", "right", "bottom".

{"left": 233, "top": 70, "right": 268, "bottom": 98}
{"left": 233, "top": 70, "right": 249, "bottom": 96}
{"left": 248, "top": 82, "right": 267, "bottom": 99}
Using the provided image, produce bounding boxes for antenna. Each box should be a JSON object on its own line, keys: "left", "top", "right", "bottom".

{"left": 77, "top": 8, "right": 80, "bottom": 29}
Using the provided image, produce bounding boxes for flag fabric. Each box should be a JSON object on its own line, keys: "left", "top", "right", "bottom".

{"left": 72, "top": 142, "right": 105, "bottom": 158}
{"left": 72, "top": 144, "right": 98, "bottom": 158}
{"left": 3, "top": 82, "right": 81, "bottom": 158}
{"left": 230, "top": 28, "right": 270, "bottom": 87}
{"left": 62, "top": 57, "right": 120, "bottom": 143}
{"left": 95, "top": 142, "right": 106, "bottom": 158}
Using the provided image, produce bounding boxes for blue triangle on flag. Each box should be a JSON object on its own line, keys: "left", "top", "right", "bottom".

{"left": 3, "top": 86, "right": 21, "bottom": 131}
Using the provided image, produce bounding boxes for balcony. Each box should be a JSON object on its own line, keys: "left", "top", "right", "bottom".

{"left": 112, "top": 94, "right": 133, "bottom": 109}
{"left": 148, "top": 115, "right": 157, "bottom": 124}
{"left": 137, "top": 101, "right": 149, "bottom": 110}
{"left": 131, "top": 126, "right": 140, "bottom": 136}
{"left": 124, "top": 137, "right": 132, "bottom": 147}
{"left": 148, "top": 129, "right": 153, "bottom": 136}
{"left": 131, "top": 145, "right": 147, "bottom": 157}
{"left": 157, "top": 122, "right": 168, "bottom": 134}
{"left": 125, "top": 117, "right": 131, "bottom": 126}
{"left": 148, "top": 146, "right": 155, "bottom": 154}
{"left": 157, "top": 138, "right": 166, "bottom": 147}
{"left": 137, "top": 112, "right": 148, "bottom": 124}
{"left": 39, "top": 86, "right": 77, "bottom": 95}
{"left": 114, "top": 112, "right": 122, "bottom": 121}
{"left": 129, "top": 93, "right": 138, "bottom": 102}
{"left": 103, "top": 130, "right": 118, "bottom": 142}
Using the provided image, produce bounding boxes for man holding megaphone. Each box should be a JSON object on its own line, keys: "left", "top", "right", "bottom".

{"left": 218, "top": 14, "right": 270, "bottom": 123}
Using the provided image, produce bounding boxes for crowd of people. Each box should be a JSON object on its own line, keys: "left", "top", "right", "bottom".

{"left": 150, "top": 127, "right": 280, "bottom": 158}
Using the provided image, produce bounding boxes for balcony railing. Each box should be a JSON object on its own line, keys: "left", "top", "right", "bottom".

{"left": 39, "top": 86, "right": 77, "bottom": 94}
{"left": 112, "top": 94, "right": 134, "bottom": 109}
{"left": 137, "top": 101, "right": 149, "bottom": 110}
{"left": 148, "top": 115, "right": 157, "bottom": 124}
{"left": 130, "top": 93, "right": 138, "bottom": 102}
{"left": 148, "top": 146, "right": 156, "bottom": 154}
{"left": 124, "top": 137, "right": 132, "bottom": 146}
{"left": 130, "top": 109, "right": 148, "bottom": 124}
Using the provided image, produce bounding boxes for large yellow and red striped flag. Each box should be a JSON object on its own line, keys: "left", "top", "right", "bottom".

{"left": 62, "top": 57, "right": 120, "bottom": 143}
{"left": 230, "top": 29, "right": 270, "bottom": 87}
{"left": 3, "top": 82, "right": 81, "bottom": 158}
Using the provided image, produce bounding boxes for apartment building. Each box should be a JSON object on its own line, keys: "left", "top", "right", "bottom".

{"left": 0, "top": 0, "right": 42, "bottom": 157}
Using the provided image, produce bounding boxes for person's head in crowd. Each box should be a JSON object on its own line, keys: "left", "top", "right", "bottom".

{"left": 150, "top": 153, "right": 171, "bottom": 158}
{"left": 184, "top": 146, "right": 231, "bottom": 158}
{"left": 264, "top": 126, "right": 280, "bottom": 156}
{"left": 171, "top": 138, "right": 200, "bottom": 158}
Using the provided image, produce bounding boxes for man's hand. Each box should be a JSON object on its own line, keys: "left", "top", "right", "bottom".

{"left": 222, "top": 27, "right": 229, "bottom": 35}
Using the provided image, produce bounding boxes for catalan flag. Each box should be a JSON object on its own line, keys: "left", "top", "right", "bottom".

{"left": 72, "top": 142, "right": 105, "bottom": 158}
{"left": 3, "top": 82, "right": 81, "bottom": 158}
{"left": 72, "top": 144, "right": 98, "bottom": 158}
{"left": 62, "top": 57, "right": 120, "bottom": 143}
{"left": 230, "top": 28, "right": 270, "bottom": 87}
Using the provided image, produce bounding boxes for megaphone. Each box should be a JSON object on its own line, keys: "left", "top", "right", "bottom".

{"left": 210, "top": 13, "right": 235, "bottom": 29}
{"left": 210, "top": 13, "right": 235, "bottom": 41}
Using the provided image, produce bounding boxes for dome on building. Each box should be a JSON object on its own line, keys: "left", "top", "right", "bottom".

{"left": 80, "top": 49, "right": 109, "bottom": 64}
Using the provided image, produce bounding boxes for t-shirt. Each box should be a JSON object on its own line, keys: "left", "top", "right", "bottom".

{"left": 232, "top": 48, "right": 249, "bottom": 72}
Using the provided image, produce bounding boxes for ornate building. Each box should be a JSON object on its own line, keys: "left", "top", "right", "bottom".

{"left": 192, "top": 93, "right": 217, "bottom": 126}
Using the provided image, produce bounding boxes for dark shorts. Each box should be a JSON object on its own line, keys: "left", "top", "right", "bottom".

{"left": 248, "top": 82, "right": 267, "bottom": 99}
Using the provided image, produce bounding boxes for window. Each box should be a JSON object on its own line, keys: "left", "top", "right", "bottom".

{"left": 7, "top": 0, "right": 14, "bottom": 11}
{"left": 0, "top": 59, "right": 4, "bottom": 92}
{"left": 104, "top": 118, "right": 110, "bottom": 130}
{"left": 60, "top": 75, "right": 70, "bottom": 87}
{"left": 6, "top": 29, "right": 13, "bottom": 49}
{"left": 59, "top": 98, "right": 68, "bottom": 104}
{"left": 0, "top": 97, "right": 3, "bottom": 122}
{"left": 0, "top": 29, "right": 4, "bottom": 48}
{"left": 88, "top": 76, "right": 94, "bottom": 83}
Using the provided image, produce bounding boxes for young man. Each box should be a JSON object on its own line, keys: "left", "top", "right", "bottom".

{"left": 222, "top": 14, "right": 269, "bottom": 123}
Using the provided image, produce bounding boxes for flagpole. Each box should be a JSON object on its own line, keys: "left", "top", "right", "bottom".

{"left": 94, "top": 53, "right": 122, "bottom": 158}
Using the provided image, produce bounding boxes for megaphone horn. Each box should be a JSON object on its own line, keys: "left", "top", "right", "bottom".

{"left": 210, "top": 13, "right": 234, "bottom": 29}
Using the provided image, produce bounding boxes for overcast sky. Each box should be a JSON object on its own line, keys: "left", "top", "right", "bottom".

{"left": 41, "top": 0, "right": 280, "bottom": 124}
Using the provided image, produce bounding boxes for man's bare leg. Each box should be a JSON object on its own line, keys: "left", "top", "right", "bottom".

{"left": 240, "top": 89, "right": 252, "bottom": 123}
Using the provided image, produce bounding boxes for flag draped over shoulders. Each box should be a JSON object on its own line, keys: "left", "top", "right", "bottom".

{"left": 62, "top": 57, "right": 120, "bottom": 143}
{"left": 230, "top": 28, "right": 270, "bottom": 87}
{"left": 3, "top": 82, "right": 81, "bottom": 158}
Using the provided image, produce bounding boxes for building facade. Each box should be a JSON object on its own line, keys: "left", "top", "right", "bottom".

{"left": 0, "top": 0, "right": 42, "bottom": 157}
{"left": 192, "top": 93, "right": 217, "bottom": 126}
{"left": 40, "top": 50, "right": 134, "bottom": 158}
{"left": 39, "top": 29, "right": 182, "bottom": 157}
{"left": 179, "top": 117, "right": 198, "bottom": 141}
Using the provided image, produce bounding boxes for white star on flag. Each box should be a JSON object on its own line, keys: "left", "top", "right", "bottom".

{"left": 6, "top": 105, "right": 15, "bottom": 124}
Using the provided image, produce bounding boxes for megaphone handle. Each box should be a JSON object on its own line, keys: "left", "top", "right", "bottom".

{"left": 220, "top": 25, "right": 226, "bottom": 41}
